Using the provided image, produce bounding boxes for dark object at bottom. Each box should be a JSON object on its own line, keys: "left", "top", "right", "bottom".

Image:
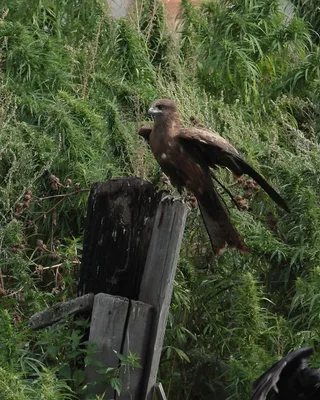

{"left": 251, "top": 347, "right": 320, "bottom": 399}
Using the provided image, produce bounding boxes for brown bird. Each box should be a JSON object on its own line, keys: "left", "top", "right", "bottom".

{"left": 139, "top": 99, "right": 289, "bottom": 255}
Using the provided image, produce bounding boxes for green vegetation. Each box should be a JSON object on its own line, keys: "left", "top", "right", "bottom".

{"left": 0, "top": 0, "right": 319, "bottom": 398}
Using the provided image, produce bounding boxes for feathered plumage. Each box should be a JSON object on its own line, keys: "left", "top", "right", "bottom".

{"left": 251, "top": 347, "right": 320, "bottom": 400}
{"left": 139, "top": 99, "right": 289, "bottom": 254}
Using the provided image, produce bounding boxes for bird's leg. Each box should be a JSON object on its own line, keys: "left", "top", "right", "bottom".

{"left": 157, "top": 170, "right": 182, "bottom": 202}
{"left": 179, "top": 190, "right": 197, "bottom": 206}
{"left": 185, "top": 192, "right": 197, "bottom": 208}
{"left": 159, "top": 172, "right": 170, "bottom": 186}
{"left": 161, "top": 194, "right": 182, "bottom": 202}
{"left": 158, "top": 174, "right": 197, "bottom": 206}
{"left": 159, "top": 173, "right": 182, "bottom": 202}
{"left": 161, "top": 190, "right": 185, "bottom": 203}
{"left": 161, "top": 190, "right": 197, "bottom": 209}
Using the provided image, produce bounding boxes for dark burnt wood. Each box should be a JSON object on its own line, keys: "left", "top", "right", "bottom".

{"left": 79, "top": 178, "right": 162, "bottom": 298}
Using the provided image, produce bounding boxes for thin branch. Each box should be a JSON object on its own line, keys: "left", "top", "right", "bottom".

{"left": 0, "top": 268, "right": 4, "bottom": 294}
{"left": 37, "top": 188, "right": 89, "bottom": 201}
{"left": 1, "top": 275, "right": 18, "bottom": 280}
{"left": 32, "top": 198, "right": 66, "bottom": 221}
{"left": 3, "top": 287, "right": 24, "bottom": 298}
{"left": 33, "top": 260, "right": 80, "bottom": 273}
{"left": 41, "top": 263, "right": 63, "bottom": 270}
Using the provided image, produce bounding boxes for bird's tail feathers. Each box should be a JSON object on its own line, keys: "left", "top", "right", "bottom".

{"left": 232, "top": 155, "right": 290, "bottom": 213}
{"left": 198, "top": 185, "right": 250, "bottom": 255}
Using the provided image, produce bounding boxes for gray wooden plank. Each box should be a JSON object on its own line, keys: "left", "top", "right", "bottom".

{"left": 154, "top": 383, "right": 167, "bottom": 400}
{"left": 119, "top": 300, "right": 154, "bottom": 399}
{"left": 86, "top": 293, "right": 129, "bottom": 399}
{"left": 138, "top": 198, "right": 188, "bottom": 399}
{"left": 29, "top": 293, "right": 94, "bottom": 330}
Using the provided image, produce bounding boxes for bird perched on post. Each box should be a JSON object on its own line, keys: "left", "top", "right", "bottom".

{"left": 251, "top": 347, "right": 320, "bottom": 399}
{"left": 138, "top": 98, "right": 289, "bottom": 255}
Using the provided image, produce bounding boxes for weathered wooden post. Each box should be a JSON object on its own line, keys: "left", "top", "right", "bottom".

{"left": 80, "top": 178, "right": 187, "bottom": 399}
{"left": 28, "top": 177, "right": 187, "bottom": 399}
{"left": 139, "top": 199, "right": 187, "bottom": 399}
{"left": 79, "top": 178, "right": 162, "bottom": 298}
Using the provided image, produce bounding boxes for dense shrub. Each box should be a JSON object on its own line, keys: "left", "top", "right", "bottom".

{"left": 0, "top": 0, "right": 320, "bottom": 398}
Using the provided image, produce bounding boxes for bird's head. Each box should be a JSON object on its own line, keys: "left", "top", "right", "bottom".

{"left": 148, "top": 99, "right": 179, "bottom": 121}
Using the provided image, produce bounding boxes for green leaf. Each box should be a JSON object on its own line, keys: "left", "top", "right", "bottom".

{"left": 59, "top": 364, "right": 71, "bottom": 380}
{"left": 110, "top": 377, "right": 121, "bottom": 395}
{"left": 73, "top": 369, "right": 86, "bottom": 386}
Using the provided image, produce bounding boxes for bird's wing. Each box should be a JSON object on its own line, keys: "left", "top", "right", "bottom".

{"left": 177, "top": 127, "right": 290, "bottom": 213}
{"left": 138, "top": 124, "right": 153, "bottom": 142}
{"left": 251, "top": 347, "right": 314, "bottom": 400}
{"left": 178, "top": 127, "right": 239, "bottom": 156}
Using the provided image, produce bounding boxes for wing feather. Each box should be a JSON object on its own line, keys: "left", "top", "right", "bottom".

{"left": 138, "top": 124, "right": 153, "bottom": 142}
{"left": 177, "top": 127, "right": 289, "bottom": 213}
{"left": 251, "top": 347, "right": 314, "bottom": 400}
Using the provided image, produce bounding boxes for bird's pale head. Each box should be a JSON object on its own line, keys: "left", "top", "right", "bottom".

{"left": 148, "top": 99, "right": 179, "bottom": 121}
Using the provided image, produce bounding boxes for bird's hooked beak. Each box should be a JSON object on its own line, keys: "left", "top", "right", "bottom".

{"left": 148, "top": 106, "right": 162, "bottom": 118}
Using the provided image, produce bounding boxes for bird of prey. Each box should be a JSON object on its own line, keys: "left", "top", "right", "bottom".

{"left": 139, "top": 99, "right": 289, "bottom": 255}
{"left": 251, "top": 347, "right": 320, "bottom": 399}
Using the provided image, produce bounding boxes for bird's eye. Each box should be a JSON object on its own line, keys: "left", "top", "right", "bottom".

{"left": 157, "top": 105, "right": 164, "bottom": 110}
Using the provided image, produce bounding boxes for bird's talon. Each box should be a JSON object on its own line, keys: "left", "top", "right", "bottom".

{"left": 161, "top": 194, "right": 182, "bottom": 203}
{"left": 161, "top": 194, "right": 170, "bottom": 203}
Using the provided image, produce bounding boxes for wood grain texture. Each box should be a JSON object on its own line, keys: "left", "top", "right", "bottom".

{"left": 120, "top": 300, "right": 154, "bottom": 399}
{"left": 139, "top": 198, "right": 188, "bottom": 399}
{"left": 154, "top": 383, "right": 168, "bottom": 400}
{"left": 29, "top": 293, "right": 94, "bottom": 330}
{"left": 86, "top": 293, "right": 129, "bottom": 399}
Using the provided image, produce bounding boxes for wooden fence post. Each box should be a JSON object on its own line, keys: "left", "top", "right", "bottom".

{"left": 120, "top": 300, "right": 154, "bottom": 399}
{"left": 86, "top": 293, "right": 154, "bottom": 399}
{"left": 79, "top": 178, "right": 162, "bottom": 298}
{"left": 29, "top": 178, "right": 188, "bottom": 399}
{"left": 78, "top": 178, "right": 187, "bottom": 399}
{"left": 139, "top": 200, "right": 188, "bottom": 399}
{"left": 86, "top": 294, "right": 129, "bottom": 399}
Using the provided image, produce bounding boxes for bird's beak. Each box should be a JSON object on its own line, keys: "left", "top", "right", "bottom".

{"left": 148, "top": 106, "right": 162, "bottom": 116}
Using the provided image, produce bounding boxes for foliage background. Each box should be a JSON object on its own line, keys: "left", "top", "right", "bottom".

{"left": 0, "top": 0, "right": 320, "bottom": 398}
